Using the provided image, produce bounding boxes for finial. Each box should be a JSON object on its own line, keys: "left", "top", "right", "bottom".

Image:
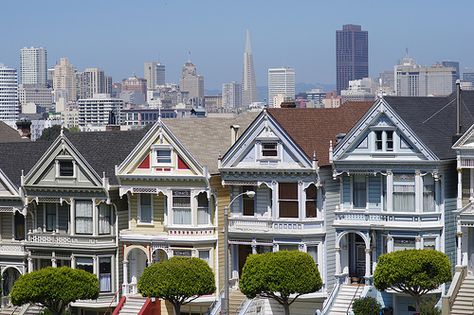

{"left": 187, "top": 51, "right": 192, "bottom": 63}
{"left": 158, "top": 104, "right": 162, "bottom": 123}
{"left": 60, "top": 124, "right": 64, "bottom": 137}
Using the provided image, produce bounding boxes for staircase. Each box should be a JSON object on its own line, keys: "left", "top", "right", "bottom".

{"left": 118, "top": 296, "right": 147, "bottom": 315}
{"left": 0, "top": 304, "right": 42, "bottom": 315}
{"left": 24, "top": 304, "right": 43, "bottom": 315}
{"left": 326, "top": 284, "right": 362, "bottom": 315}
{"left": 451, "top": 275, "right": 474, "bottom": 315}
{"left": 229, "top": 290, "right": 247, "bottom": 315}
{"left": 0, "top": 306, "right": 20, "bottom": 315}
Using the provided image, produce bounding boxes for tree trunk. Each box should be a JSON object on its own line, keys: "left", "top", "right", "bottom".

{"left": 283, "top": 302, "right": 290, "bottom": 315}
{"left": 173, "top": 302, "right": 181, "bottom": 315}
{"left": 415, "top": 296, "right": 421, "bottom": 314}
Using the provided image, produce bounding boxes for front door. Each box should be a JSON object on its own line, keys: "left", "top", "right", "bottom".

{"left": 349, "top": 234, "right": 366, "bottom": 281}
{"left": 238, "top": 245, "right": 252, "bottom": 278}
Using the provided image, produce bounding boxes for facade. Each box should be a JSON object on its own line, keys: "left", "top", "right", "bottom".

{"left": 53, "top": 57, "right": 77, "bottom": 103}
{"left": 441, "top": 60, "right": 460, "bottom": 84}
{"left": 77, "top": 68, "right": 111, "bottom": 99}
{"left": 180, "top": 61, "right": 204, "bottom": 105}
{"left": 144, "top": 62, "right": 165, "bottom": 90}
{"left": 18, "top": 84, "right": 54, "bottom": 112}
{"left": 267, "top": 67, "right": 295, "bottom": 108}
{"left": 336, "top": 25, "right": 369, "bottom": 94}
{"left": 122, "top": 76, "right": 147, "bottom": 103}
{"left": 20, "top": 47, "right": 48, "bottom": 86}
{"left": 222, "top": 82, "right": 242, "bottom": 109}
{"left": 242, "top": 30, "right": 258, "bottom": 107}
{"left": 203, "top": 95, "right": 222, "bottom": 112}
{"left": 340, "top": 78, "right": 376, "bottom": 103}
{"left": 77, "top": 94, "right": 124, "bottom": 129}
{"left": 0, "top": 65, "right": 20, "bottom": 122}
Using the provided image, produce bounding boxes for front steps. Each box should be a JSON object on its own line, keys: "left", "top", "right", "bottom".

{"left": 451, "top": 275, "right": 474, "bottom": 315}
{"left": 118, "top": 296, "right": 147, "bottom": 315}
{"left": 327, "top": 284, "right": 363, "bottom": 315}
{"left": 229, "top": 290, "right": 247, "bottom": 315}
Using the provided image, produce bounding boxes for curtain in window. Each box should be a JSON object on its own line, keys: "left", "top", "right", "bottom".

{"left": 75, "top": 201, "right": 93, "bottom": 234}
{"left": 140, "top": 194, "right": 152, "bottom": 223}
{"left": 279, "top": 183, "right": 298, "bottom": 218}
{"left": 197, "top": 193, "right": 210, "bottom": 225}
{"left": 423, "top": 175, "right": 435, "bottom": 212}
{"left": 353, "top": 175, "right": 367, "bottom": 208}
{"left": 173, "top": 191, "right": 191, "bottom": 225}
{"left": 393, "top": 174, "right": 415, "bottom": 212}
{"left": 99, "top": 257, "right": 112, "bottom": 292}
{"left": 99, "top": 204, "right": 111, "bottom": 234}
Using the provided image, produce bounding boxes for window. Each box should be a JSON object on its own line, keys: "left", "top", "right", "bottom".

{"left": 99, "top": 257, "right": 112, "bottom": 292}
{"left": 423, "top": 238, "right": 436, "bottom": 250}
{"left": 242, "top": 186, "right": 255, "bottom": 216}
{"left": 172, "top": 190, "right": 191, "bottom": 225}
{"left": 279, "top": 183, "right": 298, "bottom": 218}
{"left": 199, "top": 250, "right": 210, "bottom": 264}
{"left": 375, "top": 131, "right": 383, "bottom": 151}
{"left": 353, "top": 175, "right": 367, "bottom": 208}
{"left": 76, "top": 257, "right": 94, "bottom": 273}
{"left": 279, "top": 244, "right": 298, "bottom": 251}
{"left": 261, "top": 142, "right": 278, "bottom": 157}
{"left": 59, "top": 160, "right": 74, "bottom": 177}
{"left": 393, "top": 174, "right": 415, "bottom": 212}
{"left": 393, "top": 238, "right": 416, "bottom": 251}
{"left": 99, "top": 204, "right": 111, "bottom": 234}
{"left": 46, "top": 204, "right": 56, "bottom": 232}
{"left": 173, "top": 250, "right": 192, "bottom": 257}
{"left": 155, "top": 149, "right": 171, "bottom": 164}
{"left": 139, "top": 194, "right": 152, "bottom": 223}
{"left": 423, "top": 175, "right": 436, "bottom": 212}
{"left": 386, "top": 131, "right": 394, "bottom": 151}
{"left": 75, "top": 200, "right": 93, "bottom": 234}
{"left": 197, "top": 192, "right": 210, "bottom": 225}
{"left": 307, "top": 246, "right": 318, "bottom": 264}
{"left": 305, "top": 184, "right": 317, "bottom": 218}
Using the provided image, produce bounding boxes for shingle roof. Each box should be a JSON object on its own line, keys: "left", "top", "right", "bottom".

{"left": 384, "top": 91, "right": 474, "bottom": 160}
{"left": 0, "top": 121, "right": 27, "bottom": 143}
{"left": 163, "top": 113, "right": 259, "bottom": 174}
{"left": 267, "top": 102, "right": 374, "bottom": 166}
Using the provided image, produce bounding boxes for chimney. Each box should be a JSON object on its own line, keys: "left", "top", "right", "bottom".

{"left": 280, "top": 100, "right": 297, "bottom": 108}
{"left": 456, "top": 79, "right": 462, "bottom": 136}
{"left": 230, "top": 125, "right": 240, "bottom": 145}
{"left": 16, "top": 118, "right": 32, "bottom": 139}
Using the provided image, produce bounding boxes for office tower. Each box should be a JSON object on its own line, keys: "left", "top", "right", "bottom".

{"left": 121, "top": 76, "right": 147, "bottom": 104}
{"left": 242, "top": 30, "right": 258, "bottom": 107}
{"left": 222, "top": 82, "right": 242, "bottom": 108}
{"left": 0, "top": 65, "right": 20, "bottom": 122}
{"left": 77, "top": 94, "right": 124, "bottom": 128}
{"left": 144, "top": 62, "right": 165, "bottom": 90}
{"left": 268, "top": 67, "right": 295, "bottom": 108}
{"left": 394, "top": 56, "right": 456, "bottom": 96}
{"left": 336, "top": 25, "right": 369, "bottom": 94}
{"left": 47, "top": 68, "right": 54, "bottom": 88}
{"left": 20, "top": 47, "right": 48, "bottom": 86}
{"left": 76, "top": 68, "right": 110, "bottom": 99}
{"left": 442, "top": 61, "right": 460, "bottom": 83}
{"left": 463, "top": 72, "right": 474, "bottom": 85}
{"left": 53, "top": 58, "right": 77, "bottom": 102}
{"left": 180, "top": 61, "right": 204, "bottom": 105}
{"left": 18, "top": 84, "right": 54, "bottom": 112}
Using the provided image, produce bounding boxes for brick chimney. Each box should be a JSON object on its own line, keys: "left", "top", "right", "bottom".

{"left": 280, "top": 100, "right": 297, "bottom": 108}
{"left": 16, "top": 118, "right": 32, "bottom": 139}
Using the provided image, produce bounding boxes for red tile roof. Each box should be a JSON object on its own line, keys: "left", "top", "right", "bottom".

{"left": 267, "top": 101, "right": 374, "bottom": 166}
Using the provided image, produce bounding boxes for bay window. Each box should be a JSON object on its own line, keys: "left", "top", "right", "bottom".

{"left": 173, "top": 190, "right": 191, "bottom": 225}
{"left": 76, "top": 257, "right": 94, "bottom": 273}
{"left": 197, "top": 192, "right": 210, "bottom": 225}
{"left": 139, "top": 194, "right": 152, "bottom": 223}
{"left": 99, "top": 204, "right": 111, "bottom": 234}
{"left": 423, "top": 175, "right": 436, "bottom": 212}
{"left": 75, "top": 200, "right": 93, "bottom": 234}
{"left": 353, "top": 175, "right": 367, "bottom": 209}
{"left": 99, "top": 257, "right": 112, "bottom": 292}
{"left": 279, "top": 183, "right": 298, "bottom": 218}
{"left": 393, "top": 174, "right": 415, "bottom": 212}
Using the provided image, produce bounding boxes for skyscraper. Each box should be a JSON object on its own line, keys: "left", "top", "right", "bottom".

{"left": 180, "top": 61, "right": 204, "bottom": 106}
{"left": 0, "top": 65, "right": 20, "bottom": 122}
{"left": 144, "top": 62, "right": 165, "bottom": 90}
{"left": 222, "top": 82, "right": 242, "bottom": 109}
{"left": 336, "top": 25, "right": 368, "bottom": 94}
{"left": 53, "top": 57, "right": 77, "bottom": 102}
{"left": 77, "top": 68, "right": 110, "bottom": 99}
{"left": 242, "top": 30, "right": 257, "bottom": 107}
{"left": 20, "top": 47, "right": 48, "bottom": 86}
{"left": 268, "top": 67, "right": 295, "bottom": 108}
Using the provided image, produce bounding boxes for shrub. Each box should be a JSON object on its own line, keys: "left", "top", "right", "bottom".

{"left": 352, "top": 296, "right": 381, "bottom": 315}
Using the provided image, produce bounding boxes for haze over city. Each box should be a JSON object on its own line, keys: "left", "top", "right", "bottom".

{"left": 2, "top": 0, "right": 473, "bottom": 89}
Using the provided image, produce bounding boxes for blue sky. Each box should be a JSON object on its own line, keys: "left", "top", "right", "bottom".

{"left": 1, "top": 0, "right": 473, "bottom": 89}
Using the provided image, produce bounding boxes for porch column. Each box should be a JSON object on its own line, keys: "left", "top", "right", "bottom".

{"left": 122, "top": 260, "right": 129, "bottom": 296}
{"left": 335, "top": 247, "right": 341, "bottom": 275}
{"left": 251, "top": 239, "right": 257, "bottom": 254}
{"left": 27, "top": 253, "right": 33, "bottom": 273}
{"left": 415, "top": 171, "right": 421, "bottom": 213}
{"left": 51, "top": 251, "right": 57, "bottom": 268}
{"left": 457, "top": 168, "right": 463, "bottom": 210}
{"left": 457, "top": 222, "right": 463, "bottom": 266}
{"left": 470, "top": 169, "right": 474, "bottom": 201}
{"left": 387, "top": 235, "right": 394, "bottom": 253}
{"left": 92, "top": 199, "right": 98, "bottom": 236}
{"left": 70, "top": 199, "right": 75, "bottom": 235}
{"left": 415, "top": 236, "right": 422, "bottom": 250}
{"left": 387, "top": 171, "right": 393, "bottom": 212}
{"left": 71, "top": 255, "right": 76, "bottom": 268}
{"left": 365, "top": 248, "right": 371, "bottom": 278}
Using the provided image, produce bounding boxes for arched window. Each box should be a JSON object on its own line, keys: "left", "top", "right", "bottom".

{"left": 305, "top": 184, "right": 317, "bottom": 218}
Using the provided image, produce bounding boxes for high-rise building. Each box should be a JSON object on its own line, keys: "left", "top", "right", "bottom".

{"left": 242, "top": 30, "right": 258, "bottom": 107}
{"left": 53, "top": 58, "right": 77, "bottom": 102}
{"left": 78, "top": 94, "right": 124, "bottom": 128}
{"left": 20, "top": 47, "right": 48, "bottom": 86}
{"left": 121, "top": 75, "right": 147, "bottom": 105}
{"left": 144, "top": 62, "right": 165, "bottom": 90}
{"left": 336, "top": 24, "right": 369, "bottom": 94}
{"left": 222, "top": 82, "right": 242, "bottom": 109}
{"left": 77, "top": 68, "right": 110, "bottom": 99}
{"left": 268, "top": 67, "right": 295, "bottom": 108}
{"left": 442, "top": 60, "right": 460, "bottom": 84}
{"left": 18, "top": 84, "right": 54, "bottom": 112}
{"left": 0, "top": 65, "right": 20, "bottom": 122}
{"left": 463, "top": 72, "right": 474, "bottom": 85}
{"left": 180, "top": 61, "right": 204, "bottom": 105}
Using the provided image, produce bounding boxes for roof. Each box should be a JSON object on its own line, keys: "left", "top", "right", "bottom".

{"left": 164, "top": 113, "right": 259, "bottom": 174}
{"left": 267, "top": 101, "right": 374, "bottom": 166}
{"left": 0, "top": 121, "right": 27, "bottom": 143}
{"left": 384, "top": 91, "right": 474, "bottom": 160}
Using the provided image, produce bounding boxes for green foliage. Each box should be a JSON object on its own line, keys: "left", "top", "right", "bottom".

{"left": 352, "top": 296, "right": 381, "bottom": 315}
{"left": 138, "top": 257, "right": 215, "bottom": 315}
{"left": 10, "top": 267, "right": 99, "bottom": 315}
{"left": 67, "top": 126, "right": 80, "bottom": 133}
{"left": 39, "top": 125, "right": 66, "bottom": 141}
{"left": 239, "top": 251, "right": 322, "bottom": 314}
{"left": 420, "top": 295, "right": 441, "bottom": 315}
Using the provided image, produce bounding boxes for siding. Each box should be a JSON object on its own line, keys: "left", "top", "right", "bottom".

{"left": 442, "top": 161, "right": 458, "bottom": 271}
{"left": 322, "top": 167, "right": 338, "bottom": 291}
{"left": 1, "top": 213, "right": 12, "bottom": 239}
{"left": 213, "top": 175, "right": 230, "bottom": 293}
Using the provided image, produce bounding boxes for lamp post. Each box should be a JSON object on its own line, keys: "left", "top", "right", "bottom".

{"left": 223, "top": 190, "right": 255, "bottom": 315}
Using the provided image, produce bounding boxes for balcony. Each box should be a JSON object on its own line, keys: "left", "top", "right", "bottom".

{"left": 228, "top": 216, "right": 324, "bottom": 235}
{"left": 334, "top": 210, "right": 442, "bottom": 229}
{"left": 26, "top": 232, "right": 116, "bottom": 248}
{"left": 0, "top": 241, "right": 26, "bottom": 255}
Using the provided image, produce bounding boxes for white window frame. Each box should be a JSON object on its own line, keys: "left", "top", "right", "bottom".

{"left": 55, "top": 156, "right": 76, "bottom": 179}
{"left": 351, "top": 175, "right": 368, "bottom": 210}
{"left": 138, "top": 194, "right": 153, "bottom": 225}
{"left": 257, "top": 141, "right": 280, "bottom": 161}
{"left": 98, "top": 255, "right": 113, "bottom": 293}
{"left": 172, "top": 190, "right": 192, "bottom": 225}
{"left": 151, "top": 145, "right": 173, "bottom": 167}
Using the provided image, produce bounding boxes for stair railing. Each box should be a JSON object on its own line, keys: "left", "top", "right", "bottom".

{"left": 209, "top": 290, "right": 224, "bottom": 315}
{"left": 319, "top": 281, "right": 341, "bottom": 315}
{"left": 346, "top": 285, "right": 361, "bottom": 315}
{"left": 103, "top": 289, "right": 122, "bottom": 315}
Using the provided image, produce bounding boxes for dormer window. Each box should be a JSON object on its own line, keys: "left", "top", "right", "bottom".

{"left": 261, "top": 142, "right": 278, "bottom": 157}
{"left": 59, "top": 160, "right": 74, "bottom": 177}
{"left": 151, "top": 145, "right": 173, "bottom": 167}
{"left": 373, "top": 130, "right": 394, "bottom": 152}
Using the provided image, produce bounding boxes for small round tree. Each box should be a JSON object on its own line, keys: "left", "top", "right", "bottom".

{"left": 240, "top": 251, "right": 322, "bottom": 315}
{"left": 138, "top": 257, "right": 215, "bottom": 315}
{"left": 352, "top": 296, "right": 381, "bottom": 315}
{"left": 10, "top": 267, "right": 99, "bottom": 315}
{"left": 374, "top": 249, "right": 451, "bottom": 313}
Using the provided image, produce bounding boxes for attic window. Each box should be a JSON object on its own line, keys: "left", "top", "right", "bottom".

{"left": 59, "top": 160, "right": 74, "bottom": 177}
{"left": 262, "top": 142, "right": 278, "bottom": 157}
{"left": 156, "top": 149, "right": 171, "bottom": 164}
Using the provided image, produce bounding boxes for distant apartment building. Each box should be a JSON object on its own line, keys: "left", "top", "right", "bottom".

{"left": 20, "top": 47, "right": 47, "bottom": 86}
{"left": 121, "top": 75, "right": 147, "bottom": 104}
{"left": 77, "top": 94, "right": 124, "bottom": 128}
{"left": 0, "top": 65, "right": 20, "bottom": 122}
{"left": 340, "top": 78, "right": 376, "bottom": 103}
{"left": 180, "top": 61, "right": 204, "bottom": 105}
{"left": 76, "top": 68, "right": 111, "bottom": 99}
{"left": 53, "top": 57, "right": 77, "bottom": 103}
{"left": 144, "top": 62, "right": 165, "bottom": 90}
{"left": 268, "top": 67, "right": 295, "bottom": 108}
{"left": 61, "top": 104, "right": 79, "bottom": 128}
{"left": 463, "top": 72, "right": 474, "bottom": 85}
{"left": 18, "top": 84, "right": 53, "bottom": 112}
{"left": 222, "top": 81, "right": 242, "bottom": 109}
{"left": 395, "top": 56, "right": 456, "bottom": 96}
{"left": 204, "top": 95, "right": 222, "bottom": 111}
{"left": 336, "top": 25, "right": 368, "bottom": 94}
{"left": 379, "top": 70, "right": 395, "bottom": 94}
{"left": 441, "top": 60, "right": 460, "bottom": 84}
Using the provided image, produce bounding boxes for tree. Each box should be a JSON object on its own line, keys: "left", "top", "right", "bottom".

{"left": 374, "top": 249, "right": 451, "bottom": 313}
{"left": 39, "top": 125, "right": 66, "bottom": 141}
{"left": 10, "top": 267, "right": 99, "bottom": 315}
{"left": 352, "top": 296, "right": 381, "bottom": 315}
{"left": 239, "top": 251, "right": 322, "bottom": 315}
{"left": 138, "top": 257, "right": 216, "bottom": 315}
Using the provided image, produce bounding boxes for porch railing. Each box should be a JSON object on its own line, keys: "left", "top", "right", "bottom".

{"left": 27, "top": 232, "right": 115, "bottom": 247}
{"left": 229, "top": 216, "right": 324, "bottom": 234}
{"left": 334, "top": 210, "right": 441, "bottom": 226}
{"left": 0, "top": 241, "right": 25, "bottom": 254}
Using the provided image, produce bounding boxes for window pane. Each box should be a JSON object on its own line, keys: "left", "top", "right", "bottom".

{"left": 393, "top": 238, "right": 416, "bottom": 251}
{"left": 279, "top": 201, "right": 298, "bottom": 218}
{"left": 140, "top": 194, "right": 152, "bottom": 223}
{"left": 386, "top": 131, "right": 393, "bottom": 151}
{"left": 197, "top": 193, "right": 210, "bottom": 225}
{"left": 156, "top": 149, "right": 171, "bottom": 164}
{"left": 353, "top": 175, "right": 367, "bottom": 208}
{"left": 46, "top": 204, "right": 56, "bottom": 232}
{"left": 393, "top": 174, "right": 415, "bottom": 212}
{"left": 173, "top": 191, "right": 191, "bottom": 225}
{"left": 279, "top": 183, "right": 298, "bottom": 199}
{"left": 99, "top": 204, "right": 111, "bottom": 234}
{"left": 242, "top": 186, "right": 255, "bottom": 216}
{"left": 99, "top": 257, "right": 112, "bottom": 292}
{"left": 423, "top": 175, "right": 435, "bottom": 212}
{"left": 75, "top": 201, "right": 93, "bottom": 234}
{"left": 199, "top": 250, "right": 210, "bottom": 263}
{"left": 76, "top": 257, "right": 93, "bottom": 273}
{"left": 262, "top": 143, "right": 278, "bottom": 157}
{"left": 59, "top": 161, "right": 74, "bottom": 176}
{"left": 375, "top": 131, "right": 383, "bottom": 151}
{"left": 279, "top": 183, "right": 298, "bottom": 218}
{"left": 173, "top": 250, "right": 192, "bottom": 257}
{"left": 306, "top": 184, "right": 317, "bottom": 218}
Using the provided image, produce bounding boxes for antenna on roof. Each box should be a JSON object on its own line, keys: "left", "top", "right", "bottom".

{"left": 187, "top": 51, "right": 192, "bottom": 63}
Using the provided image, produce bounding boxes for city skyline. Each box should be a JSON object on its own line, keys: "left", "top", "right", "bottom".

{"left": 2, "top": 1, "right": 474, "bottom": 90}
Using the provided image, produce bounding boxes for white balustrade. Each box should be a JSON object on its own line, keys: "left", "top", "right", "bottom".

{"left": 0, "top": 242, "right": 25, "bottom": 254}
{"left": 228, "top": 216, "right": 324, "bottom": 234}
{"left": 27, "top": 232, "right": 115, "bottom": 247}
{"left": 334, "top": 210, "right": 442, "bottom": 227}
